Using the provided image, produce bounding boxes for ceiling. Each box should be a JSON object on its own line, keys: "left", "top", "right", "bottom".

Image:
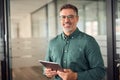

{"left": 10, "top": 0, "right": 53, "bottom": 21}
{"left": 10, "top": 0, "right": 100, "bottom": 22}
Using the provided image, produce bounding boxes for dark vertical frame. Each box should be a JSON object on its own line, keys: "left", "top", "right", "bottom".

{"left": 5, "top": 0, "right": 12, "bottom": 79}
{"left": 0, "top": 0, "right": 6, "bottom": 79}
{"left": 0, "top": 0, "right": 12, "bottom": 80}
{"left": 54, "top": 0, "right": 58, "bottom": 35}
{"left": 106, "top": 0, "right": 119, "bottom": 80}
{"left": 45, "top": 4, "right": 49, "bottom": 39}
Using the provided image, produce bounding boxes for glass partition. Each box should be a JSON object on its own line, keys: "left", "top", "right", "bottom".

{"left": 116, "top": 0, "right": 120, "bottom": 79}
{"left": 116, "top": 1, "right": 120, "bottom": 56}
{"left": 0, "top": 38, "right": 3, "bottom": 80}
{"left": 10, "top": 0, "right": 52, "bottom": 80}
{"left": 10, "top": 0, "right": 107, "bottom": 80}
{"left": 57, "top": 0, "right": 107, "bottom": 79}
{"left": 32, "top": 7, "right": 47, "bottom": 38}
{"left": 48, "top": 2, "right": 57, "bottom": 40}
{"left": 57, "top": 0, "right": 107, "bottom": 67}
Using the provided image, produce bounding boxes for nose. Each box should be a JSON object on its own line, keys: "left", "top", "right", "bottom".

{"left": 64, "top": 17, "right": 70, "bottom": 22}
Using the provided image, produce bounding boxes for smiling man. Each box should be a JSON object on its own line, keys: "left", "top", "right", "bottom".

{"left": 44, "top": 4, "right": 105, "bottom": 80}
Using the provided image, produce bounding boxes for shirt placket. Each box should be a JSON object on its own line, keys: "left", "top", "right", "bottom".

{"left": 62, "top": 38, "right": 70, "bottom": 68}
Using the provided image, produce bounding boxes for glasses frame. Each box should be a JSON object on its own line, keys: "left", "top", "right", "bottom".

{"left": 59, "top": 15, "right": 77, "bottom": 20}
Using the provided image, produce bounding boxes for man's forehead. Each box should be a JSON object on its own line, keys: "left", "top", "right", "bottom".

{"left": 60, "top": 9, "right": 76, "bottom": 15}
{"left": 60, "top": 8, "right": 74, "bottom": 12}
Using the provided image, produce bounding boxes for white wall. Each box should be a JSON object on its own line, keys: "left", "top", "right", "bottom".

{"left": 11, "top": 14, "right": 32, "bottom": 39}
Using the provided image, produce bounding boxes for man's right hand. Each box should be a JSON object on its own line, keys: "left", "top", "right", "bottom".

{"left": 44, "top": 68, "right": 57, "bottom": 78}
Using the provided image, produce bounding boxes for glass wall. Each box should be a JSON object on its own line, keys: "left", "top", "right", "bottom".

{"left": 56, "top": 0, "right": 107, "bottom": 68}
{"left": 48, "top": 2, "right": 57, "bottom": 40}
{"left": 116, "top": 0, "right": 120, "bottom": 79}
{"left": 0, "top": 38, "right": 3, "bottom": 80}
{"left": 0, "top": 24, "right": 3, "bottom": 80}
{"left": 116, "top": 0, "right": 120, "bottom": 35}
{"left": 10, "top": 0, "right": 107, "bottom": 80}
{"left": 32, "top": 7, "right": 47, "bottom": 38}
{"left": 10, "top": 0, "right": 52, "bottom": 80}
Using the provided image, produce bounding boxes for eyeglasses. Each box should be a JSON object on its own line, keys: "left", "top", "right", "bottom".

{"left": 59, "top": 15, "right": 77, "bottom": 20}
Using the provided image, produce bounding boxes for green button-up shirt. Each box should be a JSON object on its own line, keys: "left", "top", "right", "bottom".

{"left": 45, "top": 28, "right": 105, "bottom": 80}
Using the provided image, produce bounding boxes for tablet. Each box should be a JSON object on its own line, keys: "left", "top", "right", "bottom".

{"left": 39, "top": 60, "right": 63, "bottom": 71}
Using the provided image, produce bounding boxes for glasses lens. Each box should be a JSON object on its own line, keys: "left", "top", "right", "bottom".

{"left": 59, "top": 16, "right": 65, "bottom": 19}
{"left": 67, "top": 15, "right": 74, "bottom": 19}
{"left": 59, "top": 15, "right": 76, "bottom": 20}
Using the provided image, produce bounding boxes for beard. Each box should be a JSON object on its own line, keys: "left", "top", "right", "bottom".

{"left": 62, "top": 25, "right": 77, "bottom": 36}
{"left": 63, "top": 27, "right": 73, "bottom": 33}
{"left": 62, "top": 22, "right": 76, "bottom": 35}
{"left": 63, "top": 22, "right": 73, "bottom": 32}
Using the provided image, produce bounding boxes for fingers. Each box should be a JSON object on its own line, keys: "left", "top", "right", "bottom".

{"left": 44, "top": 68, "right": 57, "bottom": 78}
{"left": 63, "top": 69, "right": 72, "bottom": 73}
{"left": 57, "top": 69, "right": 77, "bottom": 80}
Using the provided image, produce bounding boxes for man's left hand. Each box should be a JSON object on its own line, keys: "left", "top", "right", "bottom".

{"left": 57, "top": 69, "right": 77, "bottom": 80}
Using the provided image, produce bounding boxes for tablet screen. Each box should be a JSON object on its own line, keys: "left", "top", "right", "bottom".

{"left": 39, "top": 60, "right": 63, "bottom": 71}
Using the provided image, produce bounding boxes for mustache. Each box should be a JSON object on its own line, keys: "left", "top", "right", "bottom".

{"left": 64, "top": 22, "right": 71, "bottom": 24}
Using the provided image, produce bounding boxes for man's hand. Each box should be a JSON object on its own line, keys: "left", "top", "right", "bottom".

{"left": 44, "top": 68, "right": 57, "bottom": 78}
{"left": 57, "top": 69, "right": 77, "bottom": 80}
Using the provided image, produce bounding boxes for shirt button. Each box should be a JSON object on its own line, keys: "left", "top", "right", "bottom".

{"left": 64, "top": 50, "right": 67, "bottom": 53}
{"left": 66, "top": 41, "right": 69, "bottom": 43}
{"left": 64, "top": 60, "right": 66, "bottom": 63}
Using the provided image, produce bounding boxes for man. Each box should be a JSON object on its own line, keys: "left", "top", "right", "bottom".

{"left": 44, "top": 4, "right": 105, "bottom": 80}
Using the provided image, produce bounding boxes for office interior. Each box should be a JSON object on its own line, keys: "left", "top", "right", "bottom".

{"left": 0, "top": 0, "right": 120, "bottom": 80}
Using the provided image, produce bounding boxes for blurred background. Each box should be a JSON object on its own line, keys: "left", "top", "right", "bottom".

{"left": 6, "top": 0, "right": 120, "bottom": 80}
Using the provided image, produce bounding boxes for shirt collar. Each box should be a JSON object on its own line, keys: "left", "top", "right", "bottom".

{"left": 62, "top": 28, "right": 80, "bottom": 40}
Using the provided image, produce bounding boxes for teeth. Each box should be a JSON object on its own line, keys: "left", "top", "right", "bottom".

{"left": 65, "top": 23, "right": 70, "bottom": 25}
